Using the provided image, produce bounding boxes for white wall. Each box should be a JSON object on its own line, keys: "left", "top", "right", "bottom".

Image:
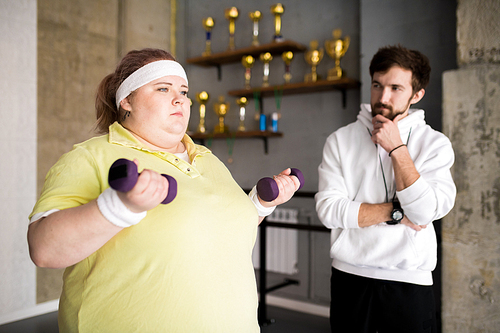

{"left": 0, "top": 0, "right": 38, "bottom": 322}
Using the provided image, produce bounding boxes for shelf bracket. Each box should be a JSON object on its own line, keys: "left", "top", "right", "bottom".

{"left": 217, "top": 65, "right": 222, "bottom": 81}
{"left": 341, "top": 89, "right": 347, "bottom": 108}
{"left": 262, "top": 137, "right": 269, "bottom": 154}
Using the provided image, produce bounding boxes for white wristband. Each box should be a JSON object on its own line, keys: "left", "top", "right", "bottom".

{"left": 97, "top": 188, "right": 147, "bottom": 228}
{"left": 249, "top": 186, "right": 276, "bottom": 217}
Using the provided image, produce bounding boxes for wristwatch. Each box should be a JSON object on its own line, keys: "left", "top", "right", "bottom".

{"left": 387, "top": 200, "right": 404, "bottom": 225}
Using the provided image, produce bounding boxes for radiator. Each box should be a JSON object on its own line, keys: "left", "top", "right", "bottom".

{"left": 252, "top": 208, "right": 299, "bottom": 275}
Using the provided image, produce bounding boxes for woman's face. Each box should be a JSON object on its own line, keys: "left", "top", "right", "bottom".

{"left": 120, "top": 75, "right": 190, "bottom": 151}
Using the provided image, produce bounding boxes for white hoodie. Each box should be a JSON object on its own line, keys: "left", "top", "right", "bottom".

{"left": 315, "top": 104, "right": 456, "bottom": 285}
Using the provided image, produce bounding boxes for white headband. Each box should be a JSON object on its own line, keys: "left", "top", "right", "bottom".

{"left": 115, "top": 60, "right": 188, "bottom": 109}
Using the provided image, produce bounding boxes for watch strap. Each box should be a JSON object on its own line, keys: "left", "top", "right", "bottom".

{"left": 387, "top": 200, "right": 403, "bottom": 225}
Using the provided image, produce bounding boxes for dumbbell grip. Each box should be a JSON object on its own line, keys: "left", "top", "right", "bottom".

{"left": 108, "top": 158, "right": 177, "bottom": 205}
{"left": 256, "top": 168, "right": 304, "bottom": 202}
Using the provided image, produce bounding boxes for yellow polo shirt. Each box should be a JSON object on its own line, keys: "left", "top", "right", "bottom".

{"left": 30, "top": 122, "right": 260, "bottom": 332}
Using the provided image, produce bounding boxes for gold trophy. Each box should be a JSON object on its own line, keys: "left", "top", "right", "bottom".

{"left": 242, "top": 55, "right": 255, "bottom": 89}
{"left": 225, "top": 7, "right": 239, "bottom": 50}
{"left": 270, "top": 3, "right": 285, "bottom": 42}
{"left": 249, "top": 11, "right": 262, "bottom": 46}
{"left": 260, "top": 52, "right": 273, "bottom": 87}
{"left": 202, "top": 17, "right": 215, "bottom": 56}
{"left": 325, "top": 29, "right": 350, "bottom": 80}
{"left": 282, "top": 51, "right": 294, "bottom": 84}
{"left": 196, "top": 91, "right": 209, "bottom": 133}
{"left": 237, "top": 97, "right": 248, "bottom": 132}
{"left": 214, "top": 96, "right": 230, "bottom": 134}
{"left": 304, "top": 40, "right": 324, "bottom": 82}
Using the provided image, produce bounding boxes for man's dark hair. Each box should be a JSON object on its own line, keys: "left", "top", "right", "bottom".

{"left": 369, "top": 45, "right": 431, "bottom": 93}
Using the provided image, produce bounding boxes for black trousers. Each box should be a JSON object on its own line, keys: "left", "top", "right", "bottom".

{"left": 330, "top": 267, "right": 437, "bottom": 333}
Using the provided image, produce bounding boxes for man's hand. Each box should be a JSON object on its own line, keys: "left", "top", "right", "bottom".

{"left": 401, "top": 216, "right": 427, "bottom": 231}
{"left": 371, "top": 114, "right": 405, "bottom": 153}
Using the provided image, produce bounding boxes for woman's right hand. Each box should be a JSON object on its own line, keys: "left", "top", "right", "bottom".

{"left": 116, "top": 164, "right": 170, "bottom": 213}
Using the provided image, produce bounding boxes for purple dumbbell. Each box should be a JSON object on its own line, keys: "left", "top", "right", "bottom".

{"left": 256, "top": 168, "right": 304, "bottom": 202}
{"left": 108, "top": 158, "right": 177, "bottom": 204}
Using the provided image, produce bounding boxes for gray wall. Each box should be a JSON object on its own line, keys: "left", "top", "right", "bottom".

{"left": 360, "top": 0, "right": 458, "bottom": 326}
{"left": 360, "top": 0, "right": 457, "bottom": 131}
{"left": 175, "top": 0, "right": 457, "bottom": 307}
{"left": 177, "top": 0, "right": 361, "bottom": 306}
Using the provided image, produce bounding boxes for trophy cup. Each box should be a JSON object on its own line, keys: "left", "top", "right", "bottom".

{"left": 202, "top": 17, "right": 215, "bottom": 56}
{"left": 225, "top": 7, "right": 239, "bottom": 51}
{"left": 304, "top": 40, "right": 324, "bottom": 82}
{"left": 242, "top": 55, "right": 255, "bottom": 89}
{"left": 260, "top": 52, "right": 273, "bottom": 87}
{"left": 196, "top": 91, "right": 209, "bottom": 133}
{"left": 237, "top": 97, "right": 248, "bottom": 132}
{"left": 325, "top": 29, "right": 350, "bottom": 80}
{"left": 270, "top": 3, "right": 285, "bottom": 42}
{"left": 282, "top": 51, "right": 294, "bottom": 84}
{"left": 249, "top": 11, "right": 262, "bottom": 46}
{"left": 214, "top": 96, "right": 230, "bottom": 134}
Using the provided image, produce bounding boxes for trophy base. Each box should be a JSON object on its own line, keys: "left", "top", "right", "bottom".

{"left": 273, "top": 35, "right": 284, "bottom": 43}
{"left": 304, "top": 73, "right": 321, "bottom": 83}
{"left": 214, "top": 125, "right": 229, "bottom": 134}
{"left": 327, "top": 67, "right": 343, "bottom": 81}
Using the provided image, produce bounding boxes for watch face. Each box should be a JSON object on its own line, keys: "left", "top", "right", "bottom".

{"left": 392, "top": 210, "right": 404, "bottom": 221}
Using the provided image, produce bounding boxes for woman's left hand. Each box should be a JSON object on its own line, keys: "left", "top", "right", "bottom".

{"left": 258, "top": 168, "right": 301, "bottom": 207}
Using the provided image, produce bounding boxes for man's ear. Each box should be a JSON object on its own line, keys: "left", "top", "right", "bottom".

{"left": 410, "top": 89, "right": 425, "bottom": 105}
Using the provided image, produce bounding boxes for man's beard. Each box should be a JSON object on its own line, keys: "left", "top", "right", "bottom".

{"left": 371, "top": 99, "right": 412, "bottom": 120}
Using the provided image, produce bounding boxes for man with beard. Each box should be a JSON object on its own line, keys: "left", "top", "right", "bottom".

{"left": 315, "top": 45, "right": 456, "bottom": 333}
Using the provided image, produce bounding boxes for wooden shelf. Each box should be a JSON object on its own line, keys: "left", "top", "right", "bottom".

{"left": 189, "top": 130, "right": 282, "bottom": 139}
{"left": 227, "top": 78, "right": 360, "bottom": 108}
{"left": 186, "top": 40, "right": 307, "bottom": 67}
{"left": 188, "top": 131, "right": 283, "bottom": 154}
{"left": 185, "top": 39, "right": 360, "bottom": 153}
{"left": 227, "top": 77, "right": 360, "bottom": 98}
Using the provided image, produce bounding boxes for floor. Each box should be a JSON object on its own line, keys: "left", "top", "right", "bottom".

{"left": 261, "top": 306, "right": 331, "bottom": 333}
{"left": 0, "top": 311, "right": 58, "bottom": 333}
{"left": 0, "top": 306, "right": 330, "bottom": 333}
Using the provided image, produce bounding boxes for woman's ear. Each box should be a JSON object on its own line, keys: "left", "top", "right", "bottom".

{"left": 120, "top": 96, "right": 132, "bottom": 112}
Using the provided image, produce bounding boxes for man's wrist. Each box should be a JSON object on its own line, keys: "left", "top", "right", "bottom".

{"left": 358, "top": 202, "right": 394, "bottom": 228}
{"left": 389, "top": 144, "right": 406, "bottom": 157}
{"left": 387, "top": 200, "right": 404, "bottom": 225}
